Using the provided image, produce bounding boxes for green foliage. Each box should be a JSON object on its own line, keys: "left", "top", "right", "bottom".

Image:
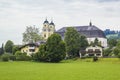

{"left": 108, "top": 39, "right": 117, "bottom": 48}
{"left": 65, "top": 27, "right": 88, "bottom": 58}
{"left": 9, "top": 55, "right": 16, "bottom": 61}
{"left": 12, "top": 45, "right": 19, "bottom": 55}
{"left": 0, "top": 43, "right": 4, "bottom": 55}
{"left": 103, "top": 48, "right": 112, "bottom": 56}
{"left": 5, "top": 40, "right": 14, "bottom": 53}
{"left": 80, "top": 36, "right": 88, "bottom": 48}
{"left": 15, "top": 51, "right": 30, "bottom": 61}
{"left": 94, "top": 38, "right": 99, "bottom": 45}
{"left": 90, "top": 38, "right": 101, "bottom": 47}
{"left": 34, "top": 33, "right": 66, "bottom": 62}
{"left": 117, "top": 53, "right": 120, "bottom": 58}
{"left": 23, "top": 26, "right": 42, "bottom": 43}
{"left": 1, "top": 53, "right": 15, "bottom": 61}
{"left": 16, "top": 55, "right": 31, "bottom": 61}
{"left": 113, "top": 48, "right": 120, "bottom": 56}
{"left": 46, "top": 34, "right": 66, "bottom": 62}
{"left": 1, "top": 53, "right": 10, "bottom": 61}
{"left": 33, "top": 44, "right": 48, "bottom": 61}
{"left": 93, "top": 56, "right": 98, "bottom": 62}
{"left": 15, "top": 51, "right": 22, "bottom": 56}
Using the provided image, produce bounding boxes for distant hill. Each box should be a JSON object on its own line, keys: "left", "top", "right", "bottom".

{"left": 104, "top": 29, "right": 120, "bottom": 39}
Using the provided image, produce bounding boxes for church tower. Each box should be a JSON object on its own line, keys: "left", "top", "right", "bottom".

{"left": 42, "top": 18, "right": 55, "bottom": 40}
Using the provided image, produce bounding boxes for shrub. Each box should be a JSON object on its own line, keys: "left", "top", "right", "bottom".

{"left": 93, "top": 56, "right": 98, "bottom": 62}
{"left": 1, "top": 53, "right": 11, "bottom": 61}
{"left": 15, "top": 51, "right": 22, "bottom": 56}
{"left": 15, "top": 51, "right": 30, "bottom": 61}
{"left": 9, "top": 55, "right": 16, "bottom": 61}
{"left": 1, "top": 53, "right": 16, "bottom": 61}
{"left": 117, "top": 53, "right": 120, "bottom": 58}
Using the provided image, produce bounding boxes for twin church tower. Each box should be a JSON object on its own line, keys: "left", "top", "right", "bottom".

{"left": 42, "top": 19, "right": 56, "bottom": 40}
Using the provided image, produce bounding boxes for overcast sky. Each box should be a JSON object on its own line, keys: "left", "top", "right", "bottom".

{"left": 0, "top": 0, "right": 120, "bottom": 45}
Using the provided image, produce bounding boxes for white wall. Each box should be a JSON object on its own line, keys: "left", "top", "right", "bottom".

{"left": 87, "top": 37, "right": 107, "bottom": 48}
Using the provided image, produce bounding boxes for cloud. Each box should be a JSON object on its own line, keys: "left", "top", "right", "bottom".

{"left": 0, "top": 0, "right": 120, "bottom": 44}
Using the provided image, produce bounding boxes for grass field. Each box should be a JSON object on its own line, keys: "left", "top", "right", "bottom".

{"left": 0, "top": 58, "right": 120, "bottom": 80}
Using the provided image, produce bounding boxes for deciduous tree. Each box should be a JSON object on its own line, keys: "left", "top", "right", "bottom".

{"left": 23, "top": 26, "right": 42, "bottom": 43}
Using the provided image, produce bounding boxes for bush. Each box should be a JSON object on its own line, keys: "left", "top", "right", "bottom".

{"left": 15, "top": 51, "right": 30, "bottom": 61}
{"left": 93, "top": 56, "right": 98, "bottom": 62}
{"left": 16, "top": 55, "right": 31, "bottom": 61}
{"left": 1, "top": 53, "right": 11, "bottom": 61}
{"left": 9, "top": 55, "right": 16, "bottom": 61}
{"left": 15, "top": 51, "right": 22, "bottom": 56}
{"left": 1, "top": 53, "right": 16, "bottom": 61}
{"left": 117, "top": 53, "right": 120, "bottom": 58}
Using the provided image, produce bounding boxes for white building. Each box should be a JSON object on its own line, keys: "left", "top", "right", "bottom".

{"left": 56, "top": 22, "right": 107, "bottom": 48}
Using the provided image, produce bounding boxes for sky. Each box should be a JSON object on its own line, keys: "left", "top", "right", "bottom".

{"left": 0, "top": 0, "right": 120, "bottom": 45}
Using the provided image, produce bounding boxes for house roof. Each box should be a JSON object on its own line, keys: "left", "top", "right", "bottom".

{"left": 19, "top": 43, "right": 39, "bottom": 49}
{"left": 56, "top": 25, "right": 106, "bottom": 38}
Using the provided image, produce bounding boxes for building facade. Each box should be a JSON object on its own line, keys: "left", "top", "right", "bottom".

{"left": 79, "top": 45, "right": 103, "bottom": 57}
{"left": 20, "top": 43, "right": 39, "bottom": 56}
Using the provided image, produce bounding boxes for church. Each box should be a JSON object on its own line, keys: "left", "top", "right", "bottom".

{"left": 42, "top": 19, "right": 107, "bottom": 48}
{"left": 41, "top": 19, "right": 56, "bottom": 40}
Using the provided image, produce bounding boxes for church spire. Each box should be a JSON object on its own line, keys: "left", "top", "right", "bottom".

{"left": 43, "top": 17, "right": 49, "bottom": 24}
{"left": 89, "top": 20, "right": 92, "bottom": 26}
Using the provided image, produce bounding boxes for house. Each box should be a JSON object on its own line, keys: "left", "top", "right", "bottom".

{"left": 79, "top": 46, "right": 103, "bottom": 57}
{"left": 20, "top": 43, "right": 39, "bottom": 56}
{"left": 56, "top": 22, "right": 107, "bottom": 48}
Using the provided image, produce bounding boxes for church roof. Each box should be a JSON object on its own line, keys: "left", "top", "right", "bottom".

{"left": 49, "top": 21, "right": 55, "bottom": 25}
{"left": 43, "top": 19, "right": 49, "bottom": 24}
{"left": 56, "top": 25, "right": 106, "bottom": 38}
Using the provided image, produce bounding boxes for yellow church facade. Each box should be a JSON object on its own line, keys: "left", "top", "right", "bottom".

{"left": 41, "top": 19, "right": 55, "bottom": 40}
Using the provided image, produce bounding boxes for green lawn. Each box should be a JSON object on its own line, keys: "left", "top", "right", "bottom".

{"left": 0, "top": 58, "right": 120, "bottom": 80}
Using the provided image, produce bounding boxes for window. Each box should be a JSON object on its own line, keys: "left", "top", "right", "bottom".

{"left": 87, "top": 49, "right": 93, "bottom": 53}
{"left": 44, "top": 34, "right": 46, "bottom": 37}
{"left": 95, "top": 49, "right": 101, "bottom": 53}
{"left": 29, "top": 49, "right": 35, "bottom": 52}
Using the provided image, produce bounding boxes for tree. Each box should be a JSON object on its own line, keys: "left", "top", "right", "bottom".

{"left": 5, "top": 40, "right": 14, "bottom": 53}
{"left": 80, "top": 35, "right": 88, "bottom": 48}
{"left": 46, "top": 33, "right": 66, "bottom": 62}
{"left": 113, "top": 40, "right": 120, "bottom": 56}
{"left": 12, "top": 45, "right": 19, "bottom": 55}
{"left": 103, "top": 48, "right": 112, "bottom": 56}
{"left": 22, "top": 26, "right": 42, "bottom": 44}
{"left": 113, "top": 48, "right": 119, "bottom": 56}
{"left": 34, "top": 33, "right": 66, "bottom": 62}
{"left": 65, "top": 27, "right": 88, "bottom": 58}
{"left": 0, "top": 43, "right": 4, "bottom": 55}
{"left": 108, "top": 39, "right": 117, "bottom": 48}
{"left": 33, "top": 44, "right": 48, "bottom": 61}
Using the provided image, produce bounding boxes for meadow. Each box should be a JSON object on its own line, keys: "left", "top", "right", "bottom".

{"left": 0, "top": 58, "right": 120, "bottom": 80}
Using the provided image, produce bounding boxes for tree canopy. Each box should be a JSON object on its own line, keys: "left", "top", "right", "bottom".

{"left": 0, "top": 43, "right": 4, "bottom": 55}
{"left": 23, "top": 26, "right": 42, "bottom": 43}
{"left": 5, "top": 40, "right": 14, "bottom": 53}
{"left": 65, "top": 27, "right": 88, "bottom": 58}
{"left": 34, "top": 33, "right": 66, "bottom": 62}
